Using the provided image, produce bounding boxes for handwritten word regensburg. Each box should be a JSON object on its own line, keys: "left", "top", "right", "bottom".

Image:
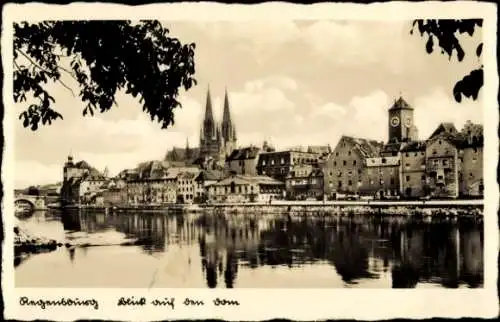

{"left": 19, "top": 296, "right": 99, "bottom": 310}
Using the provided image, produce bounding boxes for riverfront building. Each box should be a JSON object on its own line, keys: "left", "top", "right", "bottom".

{"left": 60, "top": 156, "right": 107, "bottom": 205}
{"left": 323, "top": 96, "right": 484, "bottom": 199}
{"left": 256, "top": 150, "right": 321, "bottom": 182}
{"left": 207, "top": 174, "right": 285, "bottom": 203}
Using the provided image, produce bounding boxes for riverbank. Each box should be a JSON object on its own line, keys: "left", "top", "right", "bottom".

{"left": 65, "top": 199, "right": 484, "bottom": 218}
{"left": 14, "top": 224, "right": 62, "bottom": 261}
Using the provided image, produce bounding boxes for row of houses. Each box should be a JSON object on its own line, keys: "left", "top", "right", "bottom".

{"left": 60, "top": 97, "right": 483, "bottom": 205}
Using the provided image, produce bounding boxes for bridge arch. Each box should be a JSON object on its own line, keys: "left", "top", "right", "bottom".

{"left": 15, "top": 198, "right": 36, "bottom": 210}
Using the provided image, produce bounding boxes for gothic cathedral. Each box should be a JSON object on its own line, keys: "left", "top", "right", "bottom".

{"left": 199, "top": 87, "right": 238, "bottom": 164}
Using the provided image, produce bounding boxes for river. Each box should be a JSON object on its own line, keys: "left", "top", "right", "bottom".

{"left": 14, "top": 209, "right": 483, "bottom": 288}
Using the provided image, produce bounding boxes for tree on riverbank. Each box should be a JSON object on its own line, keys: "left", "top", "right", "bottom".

{"left": 14, "top": 20, "right": 197, "bottom": 130}
{"left": 411, "top": 19, "right": 483, "bottom": 103}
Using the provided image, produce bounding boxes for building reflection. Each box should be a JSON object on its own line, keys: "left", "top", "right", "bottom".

{"left": 55, "top": 209, "right": 483, "bottom": 288}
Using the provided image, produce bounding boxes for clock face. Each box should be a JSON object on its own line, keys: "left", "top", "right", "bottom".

{"left": 404, "top": 117, "right": 412, "bottom": 128}
{"left": 390, "top": 116, "right": 400, "bottom": 127}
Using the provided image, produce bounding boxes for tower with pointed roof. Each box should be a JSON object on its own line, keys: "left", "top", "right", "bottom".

{"left": 198, "top": 86, "right": 238, "bottom": 168}
{"left": 388, "top": 96, "right": 418, "bottom": 143}
{"left": 221, "top": 88, "right": 237, "bottom": 157}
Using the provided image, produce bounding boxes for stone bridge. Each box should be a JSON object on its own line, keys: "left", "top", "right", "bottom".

{"left": 14, "top": 194, "right": 46, "bottom": 211}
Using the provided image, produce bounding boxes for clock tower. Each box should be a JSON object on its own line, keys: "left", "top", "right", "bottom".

{"left": 388, "top": 96, "right": 417, "bottom": 143}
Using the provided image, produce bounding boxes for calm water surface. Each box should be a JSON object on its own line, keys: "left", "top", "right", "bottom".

{"left": 15, "top": 210, "right": 483, "bottom": 288}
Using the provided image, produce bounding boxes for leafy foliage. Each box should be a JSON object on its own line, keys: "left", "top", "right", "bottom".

{"left": 14, "top": 20, "right": 197, "bottom": 130}
{"left": 411, "top": 19, "right": 483, "bottom": 103}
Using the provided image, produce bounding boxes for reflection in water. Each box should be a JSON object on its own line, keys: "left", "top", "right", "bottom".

{"left": 16, "top": 209, "right": 483, "bottom": 288}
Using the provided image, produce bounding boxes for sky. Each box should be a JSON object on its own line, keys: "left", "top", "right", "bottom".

{"left": 13, "top": 20, "right": 484, "bottom": 188}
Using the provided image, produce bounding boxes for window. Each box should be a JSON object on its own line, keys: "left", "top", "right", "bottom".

{"left": 348, "top": 151, "right": 352, "bottom": 156}
{"left": 343, "top": 160, "right": 347, "bottom": 166}
{"left": 336, "top": 152, "right": 339, "bottom": 156}
{"left": 334, "top": 161, "right": 337, "bottom": 167}
{"left": 438, "top": 140, "right": 442, "bottom": 145}
{"left": 271, "top": 159, "right": 275, "bottom": 165}
{"left": 382, "top": 158, "right": 387, "bottom": 164}
{"left": 338, "top": 181, "right": 342, "bottom": 188}
{"left": 353, "top": 160, "right": 357, "bottom": 166}
{"left": 469, "top": 172, "right": 473, "bottom": 178}
{"left": 432, "top": 149, "right": 437, "bottom": 155}
{"left": 348, "top": 170, "right": 353, "bottom": 176}
{"left": 370, "top": 180, "right": 374, "bottom": 185}
{"left": 405, "top": 163, "right": 410, "bottom": 167}
{"left": 421, "top": 175, "right": 426, "bottom": 181}
{"left": 337, "top": 171, "right": 342, "bottom": 177}
{"left": 348, "top": 180, "right": 352, "bottom": 186}
{"left": 281, "top": 158, "right": 285, "bottom": 165}
{"left": 390, "top": 178, "right": 395, "bottom": 185}
{"left": 443, "top": 160, "right": 448, "bottom": 166}
{"left": 262, "top": 160, "right": 266, "bottom": 166}
{"left": 406, "top": 175, "right": 410, "bottom": 182}
{"left": 437, "top": 175, "right": 444, "bottom": 180}
{"left": 358, "top": 169, "right": 362, "bottom": 175}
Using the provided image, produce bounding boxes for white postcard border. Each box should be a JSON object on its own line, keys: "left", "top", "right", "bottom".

{"left": 2, "top": 2, "right": 499, "bottom": 320}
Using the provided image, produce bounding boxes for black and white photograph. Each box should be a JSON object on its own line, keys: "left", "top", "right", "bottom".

{"left": 2, "top": 1, "right": 498, "bottom": 320}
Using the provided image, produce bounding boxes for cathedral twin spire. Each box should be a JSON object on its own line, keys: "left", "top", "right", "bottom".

{"left": 201, "top": 86, "right": 237, "bottom": 145}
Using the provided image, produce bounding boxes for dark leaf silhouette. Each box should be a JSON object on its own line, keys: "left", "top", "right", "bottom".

{"left": 411, "top": 19, "right": 483, "bottom": 103}
{"left": 476, "top": 43, "right": 483, "bottom": 57}
{"left": 13, "top": 20, "right": 197, "bottom": 130}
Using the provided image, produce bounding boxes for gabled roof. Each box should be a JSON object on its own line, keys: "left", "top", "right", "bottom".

{"left": 226, "top": 146, "right": 260, "bottom": 161}
{"left": 429, "top": 122, "right": 458, "bottom": 140}
{"left": 339, "top": 136, "right": 384, "bottom": 158}
{"left": 73, "top": 160, "right": 104, "bottom": 179}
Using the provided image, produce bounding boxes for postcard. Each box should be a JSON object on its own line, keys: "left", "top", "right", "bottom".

{"left": 2, "top": 1, "right": 499, "bottom": 320}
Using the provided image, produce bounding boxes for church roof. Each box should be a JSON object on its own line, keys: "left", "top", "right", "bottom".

{"left": 165, "top": 147, "right": 200, "bottom": 162}
{"left": 389, "top": 96, "right": 413, "bottom": 111}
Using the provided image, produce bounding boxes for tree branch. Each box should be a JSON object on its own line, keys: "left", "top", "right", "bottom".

{"left": 15, "top": 49, "right": 75, "bottom": 97}
{"left": 15, "top": 49, "right": 56, "bottom": 76}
